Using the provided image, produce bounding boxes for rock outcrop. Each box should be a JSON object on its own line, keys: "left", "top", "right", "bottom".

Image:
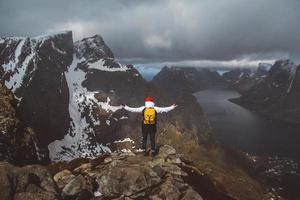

{"left": 0, "top": 162, "right": 59, "bottom": 200}
{"left": 0, "top": 142, "right": 280, "bottom": 200}
{"left": 0, "top": 145, "right": 210, "bottom": 200}
{"left": 0, "top": 82, "right": 45, "bottom": 165}
{"left": 13, "top": 145, "right": 243, "bottom": 200}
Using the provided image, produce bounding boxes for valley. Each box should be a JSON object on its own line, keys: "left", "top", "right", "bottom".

{"left": 1, "top": 31, "right": 299, "bottom": 200}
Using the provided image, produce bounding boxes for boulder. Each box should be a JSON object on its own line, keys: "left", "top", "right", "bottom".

{"left": 62, "top": 174, "right": 95, "bottom": 199}
{"left": 0, "top": 162, "right": 14, "bottom": 200}
{"left": 73, "top": 163, "right": 93, "bottom": 174}
{"left": 96, "top": 164, "right": 161, "bottom": 197}
{"left": 157, "top": 145, "right": 177, "bottom": 158}
{"left": 0, "top": 162, "right": 59, "bottom": 200}
{"left": 53, "top": 169, "right": 75, "bottom": 189}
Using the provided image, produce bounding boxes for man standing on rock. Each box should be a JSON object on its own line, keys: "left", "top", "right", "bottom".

{"left": 124, "top": 96, "right": 177, "bottom": 156}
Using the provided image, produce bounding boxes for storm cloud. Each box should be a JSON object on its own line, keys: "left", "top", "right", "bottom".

{"left": 1, "top": 0, "right": 300, "bottom": 67}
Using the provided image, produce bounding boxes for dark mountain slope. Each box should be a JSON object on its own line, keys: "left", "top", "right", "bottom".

{"left": 0, "top": 82, "right": 45, "bottom": 164}
{"left": 231, "top": 60, "right": 300, "bottom": 124}
{"left": 0, "top": 32, "right": 73, "bottom": 146}
{"left": 152, "top": 66, "right": 224, "bottom": 96}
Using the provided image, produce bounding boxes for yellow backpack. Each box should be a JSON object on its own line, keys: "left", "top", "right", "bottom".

{"left": 143, "top": 108, "right": 157, "bottom": 125}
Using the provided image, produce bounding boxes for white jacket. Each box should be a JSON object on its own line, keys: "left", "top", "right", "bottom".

{"left": 124, "top": 101, "right": 175, "bottom": 113}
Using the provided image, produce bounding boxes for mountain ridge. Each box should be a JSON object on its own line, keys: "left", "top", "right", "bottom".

{"left": 1, "top": 31, "right": 211, "bottom": 162}
{"left": 230, "top": 59, "right": 300, "bottom": 124}
{"left": 0, "top": 31, "right": 279, "bottom": 200}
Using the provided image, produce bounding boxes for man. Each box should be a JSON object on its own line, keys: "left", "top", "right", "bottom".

{"left": 124, "top": 96, "right": 177, "bottom": 156}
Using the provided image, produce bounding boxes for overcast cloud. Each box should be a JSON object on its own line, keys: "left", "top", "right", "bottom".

{"left": 1, "top": 0, "right": 300, "bottom": 67}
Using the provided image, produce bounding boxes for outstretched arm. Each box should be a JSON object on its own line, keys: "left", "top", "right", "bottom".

{"left": 155, "top": 104, "right": 177, "bottom": 113}
{"left": 124, "top": 105, "right": 145, "bottom": 113}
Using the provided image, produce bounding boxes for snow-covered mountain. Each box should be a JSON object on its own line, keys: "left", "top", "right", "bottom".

{"left": 231, "top": 60, "right": 300, "bottom": 123}
{"left": 1, "top": 31, "right": 287, "bottom": 200}
{"left": 1, "top": 31, "right": 211, "bottom": 161}
{"left": 0, "top": 31, "right": 73, "bottom": 151}
{"left": 49, "top": 35, "right": 130, "bottom": 160}
{"left": 0, "top": 31, "right": 146, "bottom": 161}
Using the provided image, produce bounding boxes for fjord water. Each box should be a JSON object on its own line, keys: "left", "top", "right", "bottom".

{"left": 194, "top": 88, "right": 300, "bottom": 161}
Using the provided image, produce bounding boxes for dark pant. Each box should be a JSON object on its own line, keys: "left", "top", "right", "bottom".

{"left": 142, "top": 124, "right": 157, "bottom": 151}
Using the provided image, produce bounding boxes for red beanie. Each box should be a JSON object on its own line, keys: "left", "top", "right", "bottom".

{"left": 145, "top": 96, "right": 154, "bottom": 102}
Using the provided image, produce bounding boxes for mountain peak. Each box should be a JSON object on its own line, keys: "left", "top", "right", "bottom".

{"left": 74, "top": 34, "right": 114, "bottom": 61}
{"left": 32, "top": 30, "right": 72, "bottom": 41}
{"left": 270, "top": 59, "right": 298, "bottom": 78}
{"left": 90, "top": 34, "right": 104, "bottom": 41}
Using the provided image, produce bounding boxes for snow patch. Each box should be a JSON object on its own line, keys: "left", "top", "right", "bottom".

{"left": 94, "top": 191, "right": 102, "bottom": 197}
{"left": 121, "top": 149, "right": 132, "bottom": 153}
{"left": 1, "top": 37, "right": 41, "bottom": 100}
{"left": 287, "top": 65, "right": 298, "bottom": 93}
{"left": 2, "top": 38, "right": 27, "bottom": 92}
{"left": 48, "top": 55, "right": 126, "bottom": 161}
{"left": 134, "top": 148, "right": 145, "bottom": 152}
{"left": 88, "top": 59, "right": 129, "bottom": 72}
{"left": 51, "top": 41, "right": 67, "bottom": 55}
{"left": 119, "top": 116, "right": 128, "bottom": 120}
{"left": 114, "top": 138, "right": 135, "bottom": 143}
{"left": 98, "top": 97, "right": 123, "bottom": 112}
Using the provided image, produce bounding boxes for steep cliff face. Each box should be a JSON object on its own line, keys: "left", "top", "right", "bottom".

{"left": 0, "top": 31, "right": 73, "bottom": 147}
{"left": 0, "top": 82, "right": 45, "bottom": 165}
{"left": 1, "top": 32, "right": 211, "bottom": 161}
{"left": 231, "top": 60, "right": 300, "bottom": 123}
{"left": 48, "top": 34, "right": 149, "bottom": 161}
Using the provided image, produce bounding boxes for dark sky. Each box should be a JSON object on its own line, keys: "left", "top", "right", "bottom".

{"left": 1, "top": 0, "right": 300, "bottom": 68}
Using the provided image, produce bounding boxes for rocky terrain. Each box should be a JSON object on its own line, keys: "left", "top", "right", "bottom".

{"left": 229, "top": 148, "right": 300, "bottom": 200}
{"left": 0, "top": 105, "right": 276, "bottom": 200}
{"left": 0, "top": 31, "right": 282, "bottom": 199}
{"left": 1, "top": 145, "right": 205, "bottom": 200}
{"left": 231, "top": 60, "right": 300, "bottom": 124}
{"left": 1, "top": 144, "right": 280, "bottom": 200}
